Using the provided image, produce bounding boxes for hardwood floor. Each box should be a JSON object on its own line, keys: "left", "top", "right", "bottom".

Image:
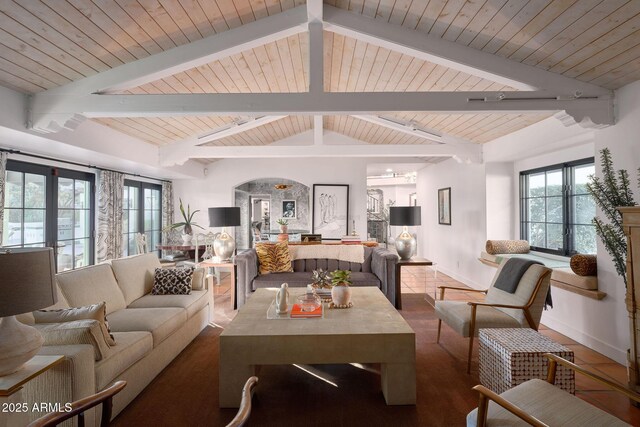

{"left": 110, "top": 269, "right": 640, "bottom": 426}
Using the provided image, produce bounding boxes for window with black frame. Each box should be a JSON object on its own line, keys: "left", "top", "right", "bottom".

{"left": 2, "top": 160, "right": 95, "bottom": 271}
{"left": 122, "top": 180, "right": 162, "bottom": 256}
{"left": 520, "top": 158, "right": 596, "bottom": 256}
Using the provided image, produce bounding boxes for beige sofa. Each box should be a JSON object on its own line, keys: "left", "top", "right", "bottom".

{"left": 21, "top": 253, "right": 212, "bottom": 426}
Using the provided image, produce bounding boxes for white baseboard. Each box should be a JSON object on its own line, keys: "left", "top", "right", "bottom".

{"left": 541, "top": 313, "right": 627, "bottom": 365}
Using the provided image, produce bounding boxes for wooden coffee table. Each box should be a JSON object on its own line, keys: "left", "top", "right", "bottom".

{"left": 219, "top": 287, "right": 416, "bottom": 407}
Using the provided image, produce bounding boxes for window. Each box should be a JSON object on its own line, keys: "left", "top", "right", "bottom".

{"left": 2, "top": 160, "right": 95, "bottom": 271}
{"left": 123, "top": 180, "right": 162, "bottom": 256}
{"left": 520, "top": 158, "right": 596, "bottom": 255}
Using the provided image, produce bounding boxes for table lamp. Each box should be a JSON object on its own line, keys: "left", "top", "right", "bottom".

{"left": 0, "top": 248, "right": 57, "bottom": 376}
{"left": 389, "top": 206, "right": 422, "bottom": 260}
{"left": 209, "top": 207, "right": 241, "bottom": 261}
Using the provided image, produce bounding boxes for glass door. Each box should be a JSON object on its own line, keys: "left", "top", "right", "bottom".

{"left": 2, "top": 160, "right": 95, "bottom": 271}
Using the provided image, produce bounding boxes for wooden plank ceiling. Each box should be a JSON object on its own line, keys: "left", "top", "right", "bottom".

{"left": 1, "top": 0, "right": 639, "bottom": 148}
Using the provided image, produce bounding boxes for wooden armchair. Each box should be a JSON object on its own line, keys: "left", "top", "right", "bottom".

{"left": 435, "top": 261, "right": 552, "bottom": 373}
{"left": 28, "top": 380, "right": 126, "bottom": 427}
{"left": 226, "top": 376, "right": 258, "bottom": 427}
{"left": 467, "top": 353, "right": 640, "bottom": 426}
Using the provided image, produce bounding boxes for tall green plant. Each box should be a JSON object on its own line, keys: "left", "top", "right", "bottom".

{"left": 586, "top": 148, "right": 639, "bottom": 286}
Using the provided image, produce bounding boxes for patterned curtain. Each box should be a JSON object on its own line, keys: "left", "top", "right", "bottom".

{"left": 0, "top": 152, "right": 6, "bottom": 246}
{"left": 96, "top": 170, "right": 125, "bottom": 262}
{"left": 162, "top": 181, "right": 174, "bottom": 233}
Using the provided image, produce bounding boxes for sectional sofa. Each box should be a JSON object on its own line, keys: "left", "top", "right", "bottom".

{"left": 236, "top": 245, "right": 399, "bottom": 307}
{"left": 20, "top": 253, "right": 211, "bottom": 426}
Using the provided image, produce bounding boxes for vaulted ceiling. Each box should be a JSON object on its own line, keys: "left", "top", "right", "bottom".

{"left": 1, "top": 0, "right": 638, "bottom": 162}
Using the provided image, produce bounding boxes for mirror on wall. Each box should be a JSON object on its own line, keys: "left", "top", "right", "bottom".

{"left": 234, "top": 178, "right": 310, "bottom": 249}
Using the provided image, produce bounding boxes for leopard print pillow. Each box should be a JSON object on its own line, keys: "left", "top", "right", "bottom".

{"left": 256, "top": 241, "right": 293, "bottom": 274}
{"left": 152, "top": 267, "right": 194, "bottom": 295}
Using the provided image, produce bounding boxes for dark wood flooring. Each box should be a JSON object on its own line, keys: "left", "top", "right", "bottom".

{"left": 111, "top": 274, "right": 640, "bottom": 427}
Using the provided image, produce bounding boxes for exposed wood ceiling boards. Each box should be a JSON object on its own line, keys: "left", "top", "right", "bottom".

{"left": 0, "top": 0, "right": 303, "bottom": 93}
{"left": 324, "top": 32, "right": 516, "bottom": 92}
{"left": 202, "top": 116, "right": 312, "bottom": 146}
{"left": 119, "top": 33, "right": 309, "bottom": 94}
{"left": 333, "top": 111, "right": 552, "bottom": 145}
{"left": 327, "top": 0, "right": 640, "bottom": 90}
{"left": 94, "top": 115, "right": 235, "bottom": 145}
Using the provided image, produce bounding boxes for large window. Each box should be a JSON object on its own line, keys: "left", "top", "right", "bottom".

{"left": 122, "top": 180, "right": 162, "bottom": 256}
{"left": 2, "top": 160, "right": 95, "bottom": 271}
{"left": 520, "top": 158, "right": 596, "bottom": 255}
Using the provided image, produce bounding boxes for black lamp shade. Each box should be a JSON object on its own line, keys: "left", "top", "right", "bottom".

{"left": 389, "top": 206, "right": 421, "bottom": 226}
{"left": 208, "top": 207, "right": 241, "bottom": 227}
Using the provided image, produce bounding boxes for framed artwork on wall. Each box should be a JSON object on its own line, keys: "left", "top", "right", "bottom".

{"left": 312, "top": 184, "right": 349, "bottom": 239}
{"left": 438, "top": 187, "right": 451, "bottom": 225}
{"left": 282, "top": 199, "right": 296, "bottom": 218}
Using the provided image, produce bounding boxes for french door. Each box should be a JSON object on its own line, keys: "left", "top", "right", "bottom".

{"left": 2, "top": 160, "right": 95, "bottom": 271}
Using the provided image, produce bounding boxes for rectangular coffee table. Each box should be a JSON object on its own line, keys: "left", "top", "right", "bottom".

{"left": 219, "top": 287, "right": 416, "bottom": 407}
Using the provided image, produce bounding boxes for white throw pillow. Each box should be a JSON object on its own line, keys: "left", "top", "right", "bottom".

{"left": 34, "top": 302, "right": 116, "bottom": 347}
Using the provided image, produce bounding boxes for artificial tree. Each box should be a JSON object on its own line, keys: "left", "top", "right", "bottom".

{"left": 587, "top": 148, "right": 639, "bottom": 285}
{"left": 587, "top": 147, "right": 639, "bottom": 392}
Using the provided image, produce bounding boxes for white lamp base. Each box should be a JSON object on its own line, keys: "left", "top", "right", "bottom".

{"left": 0, "top": 316, "right": 44, "bottom": 376}
{"left": 214, "top": 229, "right": 236, "bottom": 262}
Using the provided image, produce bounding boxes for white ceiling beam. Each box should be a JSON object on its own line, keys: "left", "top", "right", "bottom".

{"left": 47, "top": 91, "right": 612, "bottom": 126}
{"left": 159, "top": 140, "right": 482, "bottom": 167}
{"left": 323, "top": 5, "right": 610, "bottom": 97}
{"left": 42, "top": 6, "right": 307, "bottom": 97}
{"left": 161, "top": 115, "right": 286, "bottom": 164}
{"left": 307, "top": 0, "right": 323, "bottom": 22}
{"left": 351, "top": 115, "right": 444, "bottom": 144}
{"left": 313, "top": 115, "right": 323, "bottom": 145}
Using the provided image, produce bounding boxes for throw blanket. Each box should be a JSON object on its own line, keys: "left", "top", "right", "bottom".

{"left": 288, "top": 244, "right": 365, "bottom": 264}
{"left": 495, "top": 258, "right": 553, "bottom": 309}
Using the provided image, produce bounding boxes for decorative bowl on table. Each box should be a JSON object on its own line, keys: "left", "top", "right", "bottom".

{"left": 296, "top": 293, "right": 322, "bottom": 312}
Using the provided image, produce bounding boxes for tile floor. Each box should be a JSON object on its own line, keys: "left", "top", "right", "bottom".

{"left": 211, "top": 266, "right": 640, "bottom": 424}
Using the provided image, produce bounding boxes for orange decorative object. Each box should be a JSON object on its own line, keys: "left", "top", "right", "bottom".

{"left": 277, "top": 234, "right": 289, "bottom": 241}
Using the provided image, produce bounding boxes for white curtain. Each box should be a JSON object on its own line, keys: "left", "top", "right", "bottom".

{"left": 96, "top": 170, "right": 125, "bottom": 262}
{"left": 162, "top": 181, "right": 174, "bottom": 234}
{"left": 0, "top": 152, "right": 6, "bottom": 246}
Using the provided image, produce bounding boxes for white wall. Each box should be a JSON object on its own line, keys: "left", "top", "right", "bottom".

{"left": 172, "top": 157, "right": 369, "bottom": 239}
{"left": 416, "top": 159, "right": 494, "bottom": 288}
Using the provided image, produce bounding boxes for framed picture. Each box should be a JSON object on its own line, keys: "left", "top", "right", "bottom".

{"left": 438, "top": 187, "right": 451, "bottom": 225}
{"left": 282, "top": 199, "right": 296, "bottom": 219}
{"left": 312, "top": 184, "right": 349, "bottom": 239}
{"left": 409, "top": 192, "right": 417, "bottom": 206}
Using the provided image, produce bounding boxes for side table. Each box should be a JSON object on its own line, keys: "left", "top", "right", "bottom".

{"left": 479, "top": 328, "right": 575, "bottom": 394}
{"left": 395, "top": 257, "right": 433, "bottom": 309}
{"left": 198, "top": 259, "right": 237, "bottom": 310}
{"left": 0, "top": 355, "right": 64, "bottom": 427}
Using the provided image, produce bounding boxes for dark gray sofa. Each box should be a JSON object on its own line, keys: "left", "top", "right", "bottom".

{"left": 235, "top": 246, "right": 399, "bottom": 307}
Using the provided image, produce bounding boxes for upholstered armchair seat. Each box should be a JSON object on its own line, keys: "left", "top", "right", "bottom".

{"left": 467, "top": 379, "right": 629, "bottom": 427}
{"left": 434, "top": 301, "right": 521, "bottom": 337}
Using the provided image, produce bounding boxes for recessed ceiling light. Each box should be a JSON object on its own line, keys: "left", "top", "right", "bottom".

{"left": 385, "top": 168, "right": 393, "bottom": 173}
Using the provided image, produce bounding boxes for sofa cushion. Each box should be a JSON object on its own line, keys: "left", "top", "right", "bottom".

{"left": 152, "top": 267, "right": 194, "bottom": 295}
{"left": 570, "top": 254, "right": 597, "bottom": 276}
{"left": 111, "top": 253, "right": 162, "bottom": 305}
{"left": 35, "top": 320, "right": 110, "bottom": 361}
{"left": 253, "top": 272, "right": 380, "bottom": 290}
{"left": 34, "top": 302, "right": 116, "bottom": 347}
{"left": 256, "top": 241, "right": 293, "bottom": 274}
{"left": 95, "top": 331, "right": 153, "bottom": 390}
{"left": 127, "top": 290, "right": 209, "bottom": 319}
{"left": 434, "top": 300, "right": 521, "bottom": 337}
{"left": 106, "top": 307, "right": 186, "bottom": 347}
{"left": 56, "top": 264, "right": 127, "bottom": 315}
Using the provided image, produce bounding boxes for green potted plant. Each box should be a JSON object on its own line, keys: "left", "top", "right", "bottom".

{"left": 165, "top": 198, "right": 204, "bottom": 244}
{"left": 277, "top": 218, "right": 289, "bottom": 233}
{"left": 330, "top": 269, "right": 352, "bottom": 306}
